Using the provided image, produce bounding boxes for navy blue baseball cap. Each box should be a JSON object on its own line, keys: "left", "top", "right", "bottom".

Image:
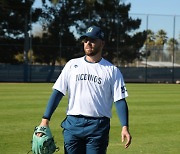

{"left": 80, "top": 26, "right": 105, "bottom": 40}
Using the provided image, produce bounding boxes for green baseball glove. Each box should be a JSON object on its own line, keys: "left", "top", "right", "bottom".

{"left": 31, "top": 126, "right": 58, "bottom": 154}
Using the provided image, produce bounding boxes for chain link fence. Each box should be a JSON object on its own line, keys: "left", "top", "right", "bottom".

{"left": 1, "top": 13, "right": 180, "bottom": 83}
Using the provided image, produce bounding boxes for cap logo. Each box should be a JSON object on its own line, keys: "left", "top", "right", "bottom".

{"left": 87, "top": 27, "right": 93, "bottom": 33}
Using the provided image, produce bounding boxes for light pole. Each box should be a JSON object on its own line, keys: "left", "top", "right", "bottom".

{"left": 145, "top": 15, "right": 149, "bottom": 83}
{"left": 24, "top": 10, "right": 29, "bottom": 82}
{"left": 172, "top": 15, "right": 176, "bottom": 83}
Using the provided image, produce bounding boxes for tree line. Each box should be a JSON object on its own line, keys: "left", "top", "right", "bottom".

{"left": 0, "top": 0, "right": 179, "bottom": 66}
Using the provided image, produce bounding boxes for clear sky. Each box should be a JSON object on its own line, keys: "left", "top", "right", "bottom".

{"left": 32, "top": 0, "right": 180, "bottom": 39}
{"left": 33, "top": 0, "right": 180, "bottom": 15}
{"left": 125, "top": 0, "right": 180, "bottom": 39}
{"left": 125, "top": 0, "right": 180, "bottom": 15}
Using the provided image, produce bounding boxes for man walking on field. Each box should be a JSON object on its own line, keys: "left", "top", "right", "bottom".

{"left": 37, "top": 25, "right": 132, "bottom": 154}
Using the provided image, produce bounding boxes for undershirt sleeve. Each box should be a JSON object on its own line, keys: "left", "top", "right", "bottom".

{"left": 42, "top": 89, "right": 64, "bottom": 120}
{"left": 114, "top": 98, "right": 129, "bottom": 127}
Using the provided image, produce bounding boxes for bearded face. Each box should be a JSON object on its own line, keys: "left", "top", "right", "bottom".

{"left": 83, "top": 38, "right": 104, "bottom": 56}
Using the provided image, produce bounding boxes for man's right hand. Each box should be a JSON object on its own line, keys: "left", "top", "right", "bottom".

{"left": 36, "top": 118, "right": 49, "bottom": 137}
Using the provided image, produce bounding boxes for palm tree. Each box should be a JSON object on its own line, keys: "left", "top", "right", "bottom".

{"left": 145, "top": 30, "right": 155, "bottom": 61}
{"left": 155, "top": 29, "right": 168, "bottom": 61}
{"left": 167, "top": 38, "right": 179, "bottom": 62}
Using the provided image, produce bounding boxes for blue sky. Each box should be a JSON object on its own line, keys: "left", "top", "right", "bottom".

{"left": 33, "top": 0, "right": 180, "bottom": 39}
{"left": 125, "top": 0, "right": 180, "bottom": 39}
{"left": 33, "top": 0, "right": 180, "bottom": 15}
{"left": 125, "top": 0, "right": 180, "bottom": 15}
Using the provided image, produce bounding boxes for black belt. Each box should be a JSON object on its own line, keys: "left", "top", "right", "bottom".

{"left": 69, "top": 115, "right": 110, "bottom": 120}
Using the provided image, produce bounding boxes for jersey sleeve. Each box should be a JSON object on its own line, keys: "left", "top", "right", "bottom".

{"left": 112, "top": 67, "right": 128, "bottom": 102}
{"left": 53, "top": 62, "right": 70, "bottom": 95}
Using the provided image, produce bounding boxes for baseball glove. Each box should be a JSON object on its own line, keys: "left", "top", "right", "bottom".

{"left": 31, "top": 126, "right": 58, "bottom": 154}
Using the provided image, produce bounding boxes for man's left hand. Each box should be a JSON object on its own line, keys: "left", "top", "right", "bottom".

{"left": 121, "top": 126, "right": 132, "bottom": 148}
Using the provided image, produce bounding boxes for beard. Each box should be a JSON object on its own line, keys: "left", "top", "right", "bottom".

{"left": 84, "top": 45, "right": 101, "bottom": 56}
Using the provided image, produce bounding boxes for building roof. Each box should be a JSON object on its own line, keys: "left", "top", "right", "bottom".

{"left": 141, "top": 61, "right": 180, "bottom": 67}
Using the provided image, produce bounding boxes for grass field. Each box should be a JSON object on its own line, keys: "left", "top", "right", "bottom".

{"left": 0, "top": 83, "right": 180, "bottom": 154}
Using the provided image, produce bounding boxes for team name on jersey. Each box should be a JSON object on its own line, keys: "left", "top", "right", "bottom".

{"left": 76, "top": 73, "right": 102, "bottom": 84}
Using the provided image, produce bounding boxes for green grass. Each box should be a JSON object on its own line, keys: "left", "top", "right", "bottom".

{"left": 0, "top": 83, "right": 180, "bottom": 154}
